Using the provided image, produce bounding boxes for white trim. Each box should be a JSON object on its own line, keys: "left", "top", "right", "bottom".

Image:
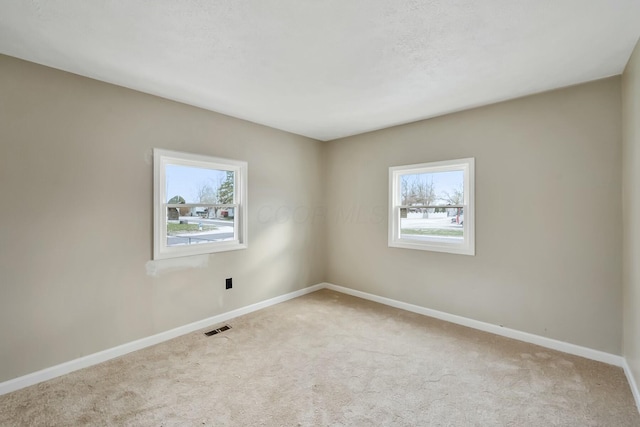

{"left": 324, "top": 283, "right": 623, "bottom": 367}
{"left": 388, "top": 157, "right": 475, "bottom": 256}
{"left": 0, "top": 283, "right": 324, "bottom": 396}
{"left": 623, "top": 359, "right": 640, "bottom": 413}
{"left": 153, "top": 148, "right": 248, "bottom": 260}
{"left": 2, "top": 281, "right": 634, "bottom": 405}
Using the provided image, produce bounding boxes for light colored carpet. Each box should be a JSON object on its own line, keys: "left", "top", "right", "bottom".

{"left": 0, "top": 289, "right": 638, "bottom": 426}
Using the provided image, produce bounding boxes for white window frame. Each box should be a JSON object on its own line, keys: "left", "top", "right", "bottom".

{"left": 153, "top": 148, "right": 248, "bottom": 260}
{"left": 389, "top": 158, "right": 475, "bottom": 256}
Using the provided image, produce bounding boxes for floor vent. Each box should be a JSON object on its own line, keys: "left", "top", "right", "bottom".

{"left": 204, "top": 325, "right": 231, "bottom": 336}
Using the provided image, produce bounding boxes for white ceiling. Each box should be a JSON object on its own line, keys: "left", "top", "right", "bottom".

{"left": 1, "top": 1, "right": 639, "bottom": 141}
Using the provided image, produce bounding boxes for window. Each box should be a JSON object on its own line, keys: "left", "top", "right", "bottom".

{"left": 389, "top": 158, "right": 474, "bottom": 255}
{"left": 153, "top": 149, "right": 247, "bottom": 260}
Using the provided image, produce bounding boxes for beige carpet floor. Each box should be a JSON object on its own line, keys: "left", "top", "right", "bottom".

{"left": 0, "top": 289, "right": 638, "bottom": 426}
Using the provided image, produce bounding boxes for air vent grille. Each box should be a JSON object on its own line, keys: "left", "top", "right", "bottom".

{"left": 204, "top": 325, "right": 231, "bottom": 336}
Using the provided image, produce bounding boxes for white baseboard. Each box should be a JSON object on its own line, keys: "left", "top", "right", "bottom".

{"left": 623, "top": 359, "right": 640, "bottom": 412}
{"left": 0, "top": 281, "right": 631, "bottom": 401}
{"left": 324, "top": 283, "right": 624, "bottom": 367}
{"left": 0, "top": 283, "right": 325, "bottom": 396}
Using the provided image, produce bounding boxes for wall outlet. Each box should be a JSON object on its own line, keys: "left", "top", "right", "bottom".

{"left": 225, "top": 278, "right": 232, "bottom": 289}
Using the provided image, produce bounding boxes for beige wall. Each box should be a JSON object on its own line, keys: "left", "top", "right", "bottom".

{"left": 623, "top": 39, "right": 640, "bottom": 394}
{"left": 325, "top": 78, "right": 623, "bottom": 354}
{"left": 0, "top": 55, "right": 326, "bottom": 382}
{"left": 0, "top": 52, "right": 630, "bottom": 385}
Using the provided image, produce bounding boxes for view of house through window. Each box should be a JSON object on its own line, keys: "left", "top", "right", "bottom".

{"left": 399, "top": 170, "right": 465, "bottom": 240}
{"left": 389, "top": 158, "right": 474, "bottom": 255}
{"left": 153, "top": 149, "right": 247, "bottom": 260}
{"left": 165, "top": 164, "right": 236, "bottom": 247}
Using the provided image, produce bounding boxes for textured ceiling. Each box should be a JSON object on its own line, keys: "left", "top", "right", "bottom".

{"left": 1, "top": 1, "right": 639, "bottom": 141}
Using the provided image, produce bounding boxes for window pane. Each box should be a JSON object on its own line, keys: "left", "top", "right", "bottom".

{"left": 400, "top": 207, "right": 464, "bottom": 240}
{"left": 166, "top": 164, "right": 234, "bottom": 204}
{"left": 400, "top": 170, "right": 463, "bottom": 206}
{"left": 389, "top": 158, "right": 474, "bottom": 255}
{"left": 154, "top": 149, "right": 248, "bottom": 260}
{"left": 166, "top": 206, "right": 236, "bottom": 247}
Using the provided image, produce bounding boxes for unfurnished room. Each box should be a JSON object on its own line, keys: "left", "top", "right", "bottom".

{"left": 1, "top": 1, "right": 640, "bottom": 425}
